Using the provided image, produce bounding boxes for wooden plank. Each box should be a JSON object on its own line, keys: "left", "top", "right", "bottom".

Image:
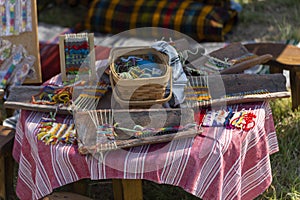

{"left": 4, "top": 101, "right": 72, "bottom": 115}
{"left": 209, "top": 42, "right": 250, "bottom": 59}
{"left": 220, "top": 54, "right": 272, "bottom": 74}
{"left": 4, "top": 74, "right": 290, "bottom": 113}
{"left": 59, "top": 36, "right": 67, "bottom": 81}
{"left": 208, "top": 73, "right": 288, "bottom": 99}
{"left": 5, "top": 91, "right": 290, "bottom": 114}
{"left": 207, "top": 42, "right": 273, "bottom": 74}
{"left": 0, "top": 155, "right": 5, "bottom": 200}
{"left": 197, "top": 91, "right": 290, "bottom": 107}
{"left": 6, "top": 85, "right": 61, "bottom": 103}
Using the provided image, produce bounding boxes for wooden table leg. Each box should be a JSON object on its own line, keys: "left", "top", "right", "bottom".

{"left": 112, "top": 179, "right": 143, "bottom": 200}
{"left": 0, "top": 154, "right": 14, "bottom": 200}
{"left": 0, "top": 126, "right": 16, "bottom": 200}
{"left": 0, "top": 155, "right": 6, "bottom": 199}
{"left": 269, "top": 65, "right": 284, "bottom": 74}
{"left": 72, "top": 179, "right": 88, "bottom": 196}
{"left": 289, "top": 69, "right": 300, "bottom": 110}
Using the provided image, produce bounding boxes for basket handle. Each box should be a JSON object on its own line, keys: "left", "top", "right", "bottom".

{"left": 109, "top": 70, "right": 173, "bottom": 106}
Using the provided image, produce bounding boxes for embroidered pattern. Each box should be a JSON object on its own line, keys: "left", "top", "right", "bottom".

{"left": 202, "top": 108, "right": 256, "bottom": 131}
{"left": 0, "top": 43, "right": 35, "bottom": 89}
{"left": 0, "top": 0, "right": 32, "bottom": 36}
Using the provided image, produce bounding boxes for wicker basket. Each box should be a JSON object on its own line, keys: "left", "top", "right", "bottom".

{"left": 110, "top": 71, "right": 172, "bottom": 108}
{"left": 109, "top": 47, "right": 171, "bottom": 101}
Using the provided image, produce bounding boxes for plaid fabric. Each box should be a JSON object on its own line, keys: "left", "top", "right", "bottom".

{"left": 85, "top": 0, "right": 237, "bottom": 42}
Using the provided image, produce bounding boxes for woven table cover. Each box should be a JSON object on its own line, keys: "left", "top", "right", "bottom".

{"left": 12, "top": 75, "right": 279, "bottom": 200}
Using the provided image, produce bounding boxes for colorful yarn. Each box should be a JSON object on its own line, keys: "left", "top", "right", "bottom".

{"left": 230, "top": 111, "right": 256, "bottom": 131}
{"left": 8, "top": 0, "right": 16, "bottom": 34}
{"left": 115, "top": 55, "right": 163, "bottom": 79}
{"left": 185, "top": 76, "right": 211, "bottom": 103}
{"left": 0, "top": 64, "right": 15, "bottom": 87}
{"left": 97, "top": 124, "right": 116, "bottom": 142}
{"left": 64, "top": 33, "right": 90, "bottom": 77}
{"left": 72, "top": 83, "right": 109, "bottom": 110}
{"left": 185, "top": 86, "right": 211, "bottom": 102}
{"left": 202, "top": 108, "right": 256, "bottom": 131}
{"left": 0, "top": 1, "right": 6, "bottom": 34}
{"left": 21, "top": 0, "right": 27, "bottom": 31}
{"left": 0, "top": 50, "right": 23, "bottom": 88}
{"left": 31, "top": 85, "right": 73, "bottom": 106}
{"left": 37, "top": 117, "right": 77, "bottom": 145}
{"left": 224, "top": 108, "right": 234, "bottom": 129}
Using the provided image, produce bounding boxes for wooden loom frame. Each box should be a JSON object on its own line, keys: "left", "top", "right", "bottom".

{"left": 59, "top": 33, "right": 96, "bottom": 82}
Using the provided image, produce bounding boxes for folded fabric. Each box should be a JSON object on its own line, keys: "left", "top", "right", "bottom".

{"left": 85, "top": 0, "right": 238, "bottom": 42}
{"left": 152, "top": 41, "right": 188, "bottom": 105}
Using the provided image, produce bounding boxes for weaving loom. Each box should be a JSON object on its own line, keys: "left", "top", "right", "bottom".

{"left": 59, "top": 33, "right": 96, "bottom": 82}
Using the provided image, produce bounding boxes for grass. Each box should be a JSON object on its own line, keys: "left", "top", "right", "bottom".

{"left": 229, "top": 0, "right": 300, "bottom": 42}
{"left": 257, "top": 97, "right": 300, "bottom": 200}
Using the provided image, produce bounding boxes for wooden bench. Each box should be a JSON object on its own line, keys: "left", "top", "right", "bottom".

{"left": 245, "top": 43, "right": 300, "bottom": 110}
{"left": 0, "top": 126, "right": 16, "bottom": 200}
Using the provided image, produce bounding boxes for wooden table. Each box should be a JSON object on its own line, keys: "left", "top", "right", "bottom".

{"left": 245, "top": 43, "right": 300, "bottom": 110}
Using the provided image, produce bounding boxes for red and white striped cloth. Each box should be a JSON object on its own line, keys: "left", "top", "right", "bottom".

{"left": 13, "top": 76, "right": 279, "bottom": 200}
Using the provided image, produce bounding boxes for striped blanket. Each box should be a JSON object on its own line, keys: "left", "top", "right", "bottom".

{"left": 13, "top": 74, "right": 278, "bottom": 200}
{"left": 85, "top": 0, "right": 238, "bottom": 42}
